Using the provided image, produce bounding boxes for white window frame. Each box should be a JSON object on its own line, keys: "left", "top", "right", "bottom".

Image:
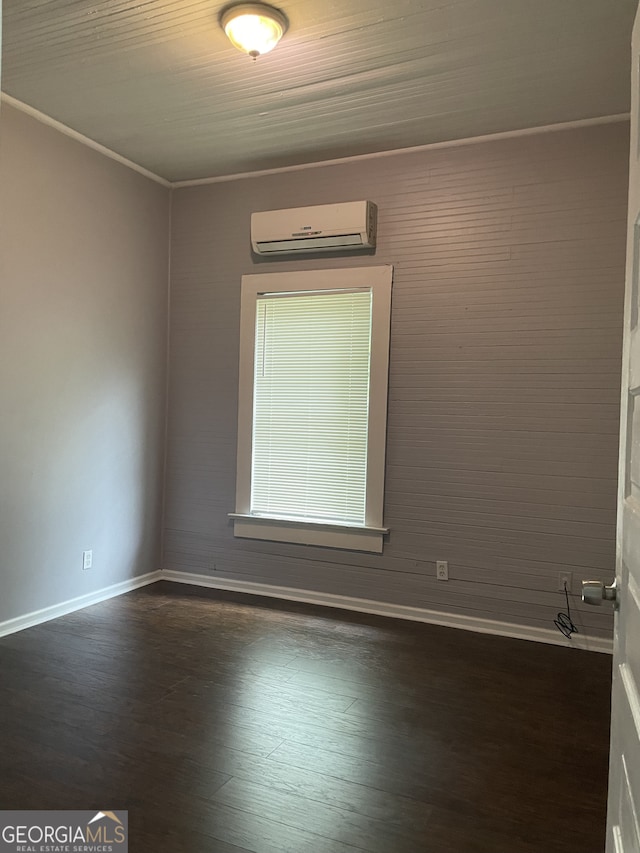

{"left": 230, "top": 265, "right": 393, "bottom": 553}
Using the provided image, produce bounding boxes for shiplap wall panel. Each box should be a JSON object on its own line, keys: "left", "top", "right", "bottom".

{"left": 165, "top": 124, "right": 628, "bottom": 640}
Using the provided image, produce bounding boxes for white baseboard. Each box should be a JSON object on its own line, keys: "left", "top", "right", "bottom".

{"left": 0, "top": 567, "right": 613, "bottom": 654}
{"left": 0, "top": 570, "right": 162, "bottom": 638}
{"left": 160, "top": 569, "right": 614, "bottom": 654}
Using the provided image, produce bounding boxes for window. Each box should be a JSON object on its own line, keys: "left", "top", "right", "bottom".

{"left": 231, "top": 265, "right": 392, "bottom": 552}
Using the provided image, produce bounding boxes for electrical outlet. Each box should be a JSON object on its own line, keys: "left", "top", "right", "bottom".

{"left": 82, "top": 550, "right": 93, "bottom": 571}
{"left": 436, "top": 560, "right": 449, "bottom": 581}
{"left": 557, "top": 571, "right": 573, "bottom": 592}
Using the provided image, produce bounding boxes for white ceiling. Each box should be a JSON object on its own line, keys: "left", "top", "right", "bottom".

{"left": 1, "top": 0, "right": 636, "bottom": 181}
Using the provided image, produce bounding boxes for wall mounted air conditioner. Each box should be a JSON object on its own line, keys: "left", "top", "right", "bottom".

{"left": 251, "top": 201, "right": 377, "bottom": 255}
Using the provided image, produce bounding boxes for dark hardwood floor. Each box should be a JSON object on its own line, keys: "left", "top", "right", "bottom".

{"left": 0, "top": 581, "right": 612, "bottom": 852}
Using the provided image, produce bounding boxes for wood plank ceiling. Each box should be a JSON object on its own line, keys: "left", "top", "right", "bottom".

{"left": 1, "top": 0, "right": 636, "bottom": 181}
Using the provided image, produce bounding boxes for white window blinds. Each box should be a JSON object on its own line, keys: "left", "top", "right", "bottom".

{"left": 251, "top": 289, "right": 373, "bottom": 524}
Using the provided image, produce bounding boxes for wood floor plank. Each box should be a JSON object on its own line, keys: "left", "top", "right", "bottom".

{"left": 130, "top": 793, "right": 369, "bottom": 853}
{"left": 0, "top": 685, "right": 118, "bottom": 736}
{"left": 168, "top": 671, "right": 357, "bottom": 714}
{"left": 268, "top": 738, "right": 604, "bottom": 850}
{"left": 0, "top": 583, "right": 611, "bottom": 853}
{"left": 3, "top": 734, "right": 232, "bottom": 803}
{"left": 106, "top": 713, "right": 287, "bottom": 759}
{"left": 170, "top": 740, "right": 429, "bottom": 827}
{"left": 210, "top": 775, "right": 433, "bottom": 853}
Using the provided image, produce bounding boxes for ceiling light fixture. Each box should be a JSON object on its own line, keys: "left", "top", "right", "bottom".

{"left": 220, "top": 3, "right": 288, "bottom": 59}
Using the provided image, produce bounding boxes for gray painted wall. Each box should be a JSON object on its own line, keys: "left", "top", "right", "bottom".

{"left": 0, "top": 103, "right": 170, "bottom": 623}
{"left": 165, "top": 123, "right": 628, "bottom": 641}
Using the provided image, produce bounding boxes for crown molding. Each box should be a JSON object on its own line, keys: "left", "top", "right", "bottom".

{"left": 1, "top": 92, "right": 628, "bottom": 190}
{"left": 173, "top": 113, "right": 630, "bottom": 187}
{"left": 1, "top": 93, "right": 171, "bottom": 188}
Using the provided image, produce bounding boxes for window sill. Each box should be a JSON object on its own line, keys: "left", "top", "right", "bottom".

{"left": 229, "top": 513, "right": 388, "bottom": 553}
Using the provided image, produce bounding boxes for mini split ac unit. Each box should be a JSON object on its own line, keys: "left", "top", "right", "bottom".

{"left": 251, "top": 200, "right": 377, "bottom": 255}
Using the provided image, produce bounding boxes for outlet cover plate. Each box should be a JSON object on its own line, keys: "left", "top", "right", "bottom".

{"left": 557, "top": 571, "right": 573, "bottom": 592}
{"left": 436, "top": 560, "right": 449, "bottom": 581}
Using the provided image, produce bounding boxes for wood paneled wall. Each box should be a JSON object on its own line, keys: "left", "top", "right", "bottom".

{"left": 165, "top": 123, "right": 628, "bottom": 641}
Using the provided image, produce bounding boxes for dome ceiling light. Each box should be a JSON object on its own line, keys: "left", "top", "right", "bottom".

{"left": 220, "top": 3, "right": 288, "bottom": 59}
